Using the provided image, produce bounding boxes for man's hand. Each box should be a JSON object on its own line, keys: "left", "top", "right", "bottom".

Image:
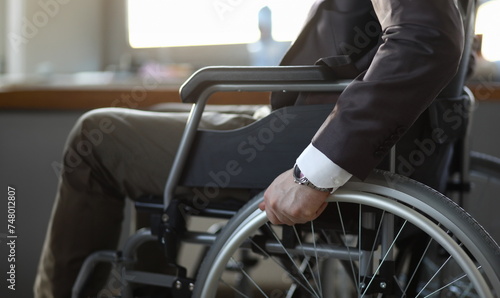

{"left": 259, "top": 169, "right": 330, "bottom": 225}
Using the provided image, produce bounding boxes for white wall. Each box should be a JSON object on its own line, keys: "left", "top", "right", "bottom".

{"left": 1, "top": 0, "right": 259, "bottom": 75}
{"left": 101, "top": 0, "right": 129, "bottom": 70}
{"left": 5, "top": 0, "right": 104, "bottom": 74}
{"left": 0, "top": 0, "right": 6, "bottom": 73}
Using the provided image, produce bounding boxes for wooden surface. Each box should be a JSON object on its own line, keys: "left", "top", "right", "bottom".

{"left": 467, "top": 82, "right": 500, "bottom": 101}
{"left": 0, "top": 82, "right": 498, "bottom": 111}
{"left": 0, "top": 88, "right": 271, "bottom": 110}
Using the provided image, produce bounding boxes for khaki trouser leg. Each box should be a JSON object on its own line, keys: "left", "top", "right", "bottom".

{"left": 34, "top": 107, "right": 256, "bottom": 298}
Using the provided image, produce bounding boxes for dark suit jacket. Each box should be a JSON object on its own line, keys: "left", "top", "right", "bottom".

{"left": 271, "top": 0, "right": 465, "bottom": 182}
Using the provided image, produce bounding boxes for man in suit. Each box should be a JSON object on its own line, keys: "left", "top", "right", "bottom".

{"left": 261, "top": 0, "right": 464, "bottom": 225}
{"left": 35, "top": 0, "right": 465, "bottom": 296}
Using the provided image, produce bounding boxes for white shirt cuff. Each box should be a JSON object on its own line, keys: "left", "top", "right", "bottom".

{"left": 296, "top": 143, "right": 352, "bottom": 189}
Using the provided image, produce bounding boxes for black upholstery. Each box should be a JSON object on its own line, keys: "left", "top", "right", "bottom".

{"left": 179, "top": 104, "right": 334, "bottom": 189}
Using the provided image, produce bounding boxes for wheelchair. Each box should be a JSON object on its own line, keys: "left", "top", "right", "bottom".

{"left": 73, "top": 0, "right": 500, "bottom": 297}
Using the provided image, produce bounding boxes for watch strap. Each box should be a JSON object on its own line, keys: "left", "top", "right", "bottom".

{"left": 293, "top": 164, "right": 334, "bottom": 193}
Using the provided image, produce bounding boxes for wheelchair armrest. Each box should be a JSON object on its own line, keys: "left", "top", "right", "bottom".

{"left": 179, "top": 65, "right": 338, "bottom": 103}
{"left": 164, "top": 66, "right": 346, "bottom": 207}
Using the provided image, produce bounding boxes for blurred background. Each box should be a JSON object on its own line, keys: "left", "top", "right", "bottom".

{"left": 0, "top": 0, "right": 499, "bottom": 297}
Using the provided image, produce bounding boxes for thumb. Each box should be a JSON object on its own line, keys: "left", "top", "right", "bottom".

{"left": 258, "top": 201, "right": 266, "bottom": 210}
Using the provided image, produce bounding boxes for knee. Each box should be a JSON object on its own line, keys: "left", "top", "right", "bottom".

{"left": 61, "top": 108, "right": 119, "bottom": 173}
{"left": 69, "top": 108, "right": 117, "bottom": 149}
{"left": 75, "top": 108, "right": 117, "bottom": 141}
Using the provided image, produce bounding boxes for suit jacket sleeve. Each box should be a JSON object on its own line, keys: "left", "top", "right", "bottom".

{"left": 306, "top": 0, "right": 464, "bottom": 180}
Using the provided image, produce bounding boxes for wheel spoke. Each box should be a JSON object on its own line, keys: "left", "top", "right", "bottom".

{"left": 362, "top": 220, "right": 407, "bottom": 297}
{"left": 402, "top": 236, "right": 434, "bottom": 295}
{"left": 194, "top": 171, "right": 500, "bottom": 298}
{"left": 310, "top": 221, "right": 323, "bottom": 295}
{"left": 292, "top": 225, "right": 322, "bottom": 296}
{"left": 336, "top": 202, "right": 362, "bottom": 297}
{"left": 266, "top": 223, "right": 321, "bottom": 297}
{"left": 423, "top": 267, "right": 482, "bottom": 298}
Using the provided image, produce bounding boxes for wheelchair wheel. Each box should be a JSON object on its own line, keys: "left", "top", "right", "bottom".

{"left": 461, "top": 151, "right": 500, "bottom": 244}
{"left": 193, "top": 170, "right": 500, "bottom": 297}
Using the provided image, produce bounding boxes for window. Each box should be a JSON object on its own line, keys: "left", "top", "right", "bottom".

{"left": 475, "top": 0, "right": 500, "bottom": 61}
{"left": 127, "top": 0, "right": 315, "bottom": 48}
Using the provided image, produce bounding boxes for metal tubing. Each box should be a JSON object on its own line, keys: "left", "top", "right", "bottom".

{"left": 264, "top": 242, "right": 364, "bottom": 260}
{"left": 71, "top": 251, "right": 120, "bottom": 298}
{"left": 162, "top": 82, "right": 349, "bottom": 208}
{"left": 122, "top": 228, "right": 157, "bottom": 260}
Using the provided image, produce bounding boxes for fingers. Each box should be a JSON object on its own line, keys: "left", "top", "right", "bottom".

{"left": 262, "top": 169, "right": 330, "bottom": 226}
{"left": 258, "top": 201, "right": 266, "bottom": 211}
{"left": 259, "top": 200, "right": 295, "bottom": 225}
{"left": 261, "top": 192, "right": 328, "bottom": 225}
{"left": 268, "top": 207, "right": 305, "bottom": 225}
{"left": 259, "top": 201, "right": 296, "bottom": 225}
{"left": 263, "top": 191, "right": 296, "bottom": 225}
{"left": 266, "top": 207, "right": 319, "bottom": 226}
{"left": 263, "top": 190, "right": 326, "bottom": 226}
{"left": 266, "top": 208, "right": 295, "bottom": 226}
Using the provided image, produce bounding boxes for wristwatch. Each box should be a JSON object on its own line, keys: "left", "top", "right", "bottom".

{"left": 293, "top": 164, "right": 334, "bottom": 193}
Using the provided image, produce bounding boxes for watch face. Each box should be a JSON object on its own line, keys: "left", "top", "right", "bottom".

{"left": 293, "top": 164, "right": 300, "bottom": 177}
{"left": 293, "top": 165, "right": 333, "bottom": 193}
{"left": 293, "top": 164, "right": 299, "bottom": 179}
{"left": 293, "top": 165, "right": 306, "bottom": 184}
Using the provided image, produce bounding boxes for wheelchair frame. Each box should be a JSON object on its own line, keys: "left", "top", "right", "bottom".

{"left": 72, "top": 0, "right": 500, "bottom": 296}
{"left": 71, "top": 66, "right": 500, "bottom": 297}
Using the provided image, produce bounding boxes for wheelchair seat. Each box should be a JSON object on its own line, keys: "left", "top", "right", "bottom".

{"left": 179, "top": 103, "right": 334, "bottom": 189}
